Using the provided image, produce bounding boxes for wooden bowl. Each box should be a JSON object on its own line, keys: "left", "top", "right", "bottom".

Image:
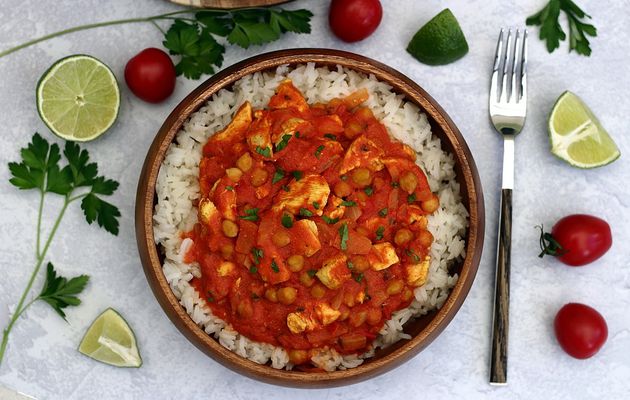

{"left": 136, "top": 49, "right": 484, "bottom": 387}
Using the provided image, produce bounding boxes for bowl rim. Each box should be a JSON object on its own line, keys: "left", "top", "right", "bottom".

{"left": 135, "top": 48, "right": 484, "bottom": 388}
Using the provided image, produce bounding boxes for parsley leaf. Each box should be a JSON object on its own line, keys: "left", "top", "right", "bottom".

{"left": 37, "top": 263, "right": 89, "bottom": 320}
{"left": 255, "top": 146, "right": 271, "bottom": 158}
{"left": 341, "top": 200, "right": 356, "bottom": 207}
{"left": 314, "top": 145, "right": 325, "bottom": 159}
{"left": 271, "top": 259, "right": 280, "bottom": 273}
{"left": 292, "top": 171, "right": 303, "bottom": 181}
{"left": 353, "top": 272, "right": 364, "bottom": 283}
{"left": 81, "top": 194, "right": 121, "bottom": 235}
{"left": 407, "top": 193, "right": 417, "bottom": 204}
{"left": 364, "top": 186, "right": 374, "bottom": 196}
{"left": 323, "top": 134, "right": 337, "bottom": 140}
{"left": 526, "top": 0, "right": 596, "bottom": 56}
{"left": 225, "top": 185, "right": 234, "bottom": 191}
{"left": 312, "top": 201, "right": 320, "bottom": 210}
{"left": 272, "top": 167, "right": 285, "bottom": 184}
{"left": 322, "top": 215, "right": 339, "bottom": 225}
{"left": 239, "top": 208, "right": 260, "bottom": 221}
{"left": 252, "top": 247, "right": 264, "bottom": 265}
{"left": 307, "top": 269, "right": 317, "bottom": 277}
{"left": 378, "top": 208, "right": 388, "bottom": 217}
{"left": 338, "top": 222, "right": 349, "bottom": 250}
{"left": 376, "top": 226, "right": 385, "bottom": 241}
{"left": 299, "top": 208, "right": 313, "bottom": 217}
{"left": 275, "top": 134, "right": 292, "bottom": 152}
{"left": 281, "top": 213, "right": 293, "bottom": 228}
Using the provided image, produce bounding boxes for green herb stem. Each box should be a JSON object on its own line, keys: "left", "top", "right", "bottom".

{"left": 0, "top": 196, "right": 70, "bottom": 364}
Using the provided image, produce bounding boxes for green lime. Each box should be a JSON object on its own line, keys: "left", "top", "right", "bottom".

{"left": 548, "top": 91, "right": 620, "bottom": 168}
{"left": 36, "top": 55, "right": 120, "bottom": 142}
{"left": 406, "top": 9, "right": 469, "bottom": 66}
{"left": 78, "top": 308, "right": 142, "bottom": 368}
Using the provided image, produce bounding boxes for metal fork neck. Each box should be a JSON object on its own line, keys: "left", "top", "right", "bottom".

{"left": 502, "top": 135, "right": 514, "bottom": 190}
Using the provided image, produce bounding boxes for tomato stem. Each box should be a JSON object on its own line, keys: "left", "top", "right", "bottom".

{"left": 537, "top": 225, "right": 567, "bottom": 258}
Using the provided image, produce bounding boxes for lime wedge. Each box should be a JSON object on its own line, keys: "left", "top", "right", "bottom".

{"left": 36, "top": 55, "right": 120, "bottom": 142}
{"left": 78, "top": 308, "right": 142, "bottom": 368}
{"left": 406, "top": 9, "right": 469, "bottom": 66}
{"left": 548, "top": 91, "right": 620, "bottom": 168}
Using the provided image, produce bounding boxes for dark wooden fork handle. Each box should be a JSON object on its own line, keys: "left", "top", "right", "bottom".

{"left": 490, "top": 188, "right": 512, "bottom": 385}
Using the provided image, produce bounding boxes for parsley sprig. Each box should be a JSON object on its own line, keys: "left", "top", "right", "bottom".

{"left": 0, "top": 8, "right": 313, "bottom": 80}
{"left": 0, "top": 133, "right": 120, "bottom": 365}
{"left": 526, "top": 0, "right": 597, "bottom": 56}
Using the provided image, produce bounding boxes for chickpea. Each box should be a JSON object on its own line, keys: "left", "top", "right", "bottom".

{"left": 418, "top": 229, "right": 434, "bottom": 248}
{"left": 355, "top": 107, "right": 374, "bottom": 121}
{"left": 400, "top": 171, "right": 418, "bottom": 193}
{"left": 351, "top": 168, "right": 372, "bottom": 187}
{"left": 344, "top": 291, "right": 355, "bottom": 307}
{"left": 338, "top": 305, "right": 350, "bottom": 321}
{"left": 356, "top": 227, "right": 370, "bottom": 237}
{"left": 288, "top": 349, "right": 310, "bottom": 365}
{"left": 277, "top": 287, "right": 297, "bottom": 305}
{"left": 366, "top": 308, "right": 382, "bottom": 326}
{"left": 402, "top": 287, "right": 413, "bottom": 302}
{"left": 394, "top": 229, "right": 414, "bottom": 246}
{"left": 272, "top": 230, "right": 291, "bottom": 247}
{"left": 415, "top": 215, "right": 428, "bottom": 230}
{"left": 251, "top": 167, "right": 268, "bottom": 187}
{"left": 220, "top": 243, "right": 234, "bottom": 260}
{"left": 265, "top": 288, "right": 278, "bottom": 303}
{"left": 334, "top": 181, "right": 352, "bottom": 198}
{"left": 287, "top": 255, "right": 305, "bottom": 272}
{"left": 386, "top": 279, "right": 404, "bottom": 296}
{"left": 299, "top": 271, "right": 315, "bottom": 287}
{"left": 226, "top": 167, "right": 243, "bottom": 182}
{"left": 311, "top": 284, "right": 326, "bottom": 299}
{"left": 221, "top": 220, "right": 239, "bottom": 238}
{"left": 237, "top": 301, "right": 253, "bottom": 318}
{"left": 350, "top": 255, "right": 370, "bottom": 272}
{"left": 421, "top": 194, "right": 440, "bottom": 213}
{"left": 349, "top": 310, "right": 367, "bottom": 327}
{"left": 236, "top": 152, "right": 253, "bottom": 172}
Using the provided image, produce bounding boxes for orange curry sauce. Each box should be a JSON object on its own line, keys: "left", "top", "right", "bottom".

{"left": 186, "top": 80, "right": 439, "bottom": 367}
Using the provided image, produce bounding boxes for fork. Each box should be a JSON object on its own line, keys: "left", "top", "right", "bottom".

{"left": 488, "top": 28, "right": 528, "bottom": 385}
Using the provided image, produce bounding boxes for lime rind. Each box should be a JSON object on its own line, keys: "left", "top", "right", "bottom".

{"left": 548, "top": 91, "right": 620, "bottom": 169}
{"left": 78, "top": 308, "right": 142, "bottom": 368}
{"left": 36, "top": 54, "right": 120, "bottom": 142}
{"left": 406, "top": 8, "right": 469, "bottom": 66}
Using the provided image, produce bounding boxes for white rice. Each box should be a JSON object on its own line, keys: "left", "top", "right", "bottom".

{"left": 153, "top": 64, "right": 469, "bottom": 371}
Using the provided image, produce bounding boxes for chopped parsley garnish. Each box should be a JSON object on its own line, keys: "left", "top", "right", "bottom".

{"left": 281, "top": 184, "right": 290, "bottom": 192}
{"left": 341, "top": 200, "right": 356, "bottom": 207}
{"left": 407, "top": 193, "right": 417, "bottom": 203}
{"left": 275, "top": 134, "right": 292, "bottom": 152}
{"left": 391, "top": 181, "right": 399, "bottom": 187}
{"left": 405, "top": 249, "right": 421, "bottom": 263}
{"left": 376, "top": 226, "right": 385, "bottom": 241}
{"left": 314, "top": 145, "right": 325, "bottom": 158}
{"left": 324, "top": 133, "right": 337, "bottom": 140}
{"left": 364, "top": 186, "right": 374, "bottom": 196}
{"left": 249, "top": 266, "right": 258, "bottom": 274}
{"left": 272, "top": 167, "right": 285, "bottom": 184}
{"left": 299, "top": 208, "right": 313, "bottom": 217}
{"left": 271, "top": 259, "right": 280, "bottom": 273}
{"left": 206, "top": 292, "right": 215, "bottom": 302}
{"left": 292, "top": 171, "right": 303, "bottom": 181}
{"left": 239, "top": 208, "right": 259, "bottom": 221}
{"left": 338, "top": 222, "right": 349, "bottom": 250}
{"left": 378, "top": 208, "right": 388, "bottom": 217}
{"left": 322, "top": 215, "right": 339, "bottom": 224}
{"left": 251, "top": 247, "right": 263, "bottom": 265}
{"left": 312, "top": 201, "right": 320, "bottom": 209}
{"left": 281, "top": 213, "right": 293, "bottom": 228}
{"left": 340, "top": 175, "right": 348, "bottom": 181}
{"left": 353, "top": 273, "right": 364, "bottom": 283}
{"left": 295, "top": 131, "right": 301, "bottom": 138}
{"left": 307, "top": 269, "right": 317, "bottom": 277}
{"left": 347, "top": 261, "right": 354, "bottom": 270}
{"left": 251, "top": 292, "right": 260, "bottom": 300}
{"left": 225, "top": 185, "right": 234, "bottom": 191}
{"left": 255, "top": 146, "right": 271, "bottom": 158}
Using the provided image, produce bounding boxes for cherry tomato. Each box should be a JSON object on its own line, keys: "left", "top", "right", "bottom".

{"left": 124, "top": 48, "right": 176, "bottom": 103}
{"left": 554, "top": 303, "right": 608, "bottom": 359}
{"left": 329, "top": 0, "right": 383, "bottom": 43}
{"left": 539, "top": 214, "right": 612, "bottom": 266}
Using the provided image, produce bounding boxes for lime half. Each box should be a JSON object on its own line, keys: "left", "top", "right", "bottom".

{"left": 78, "top": 308, "right": 142, "bottom": 368}
{"left": 548, "top": 91, "right": 620, "bottom": 168}
{"left": 406, "top": 9, "right": 469, "bottom": 66}
{"left": 36, "top": 55, "right": 120, "bottom": 142}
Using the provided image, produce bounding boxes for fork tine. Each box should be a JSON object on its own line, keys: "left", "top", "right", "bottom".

{"left": 520, "top": 30, "right": 528, "bottom": 103}
{"left": 499, "top": 29, "right": 513, "bottom": 103}
{"left": 510, "top": 30, "right": 521, "bottom": 103}
{"left": 490, "top": 29, "right": 504, "bottom": 105}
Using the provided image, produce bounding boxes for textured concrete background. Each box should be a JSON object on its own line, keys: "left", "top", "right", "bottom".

{"left": 0, "top": 0, "right": 628, "bottom": 399}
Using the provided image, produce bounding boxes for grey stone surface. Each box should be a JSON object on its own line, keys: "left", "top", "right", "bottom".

{"left": 0, "top": 0, "right": 628, "bottom": 399}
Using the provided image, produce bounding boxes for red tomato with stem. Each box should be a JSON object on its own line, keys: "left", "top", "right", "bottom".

{"left": 329, "top": 0, "right": 383, "bottom": 43}
{"left": 124, "top": 48, "right": 176, "bottom": 103}
{"left": 538, "top": 214, "right": 612, "bottom": 266}
{"left": 554, "top": 303, "right": 608, "bottom": 359}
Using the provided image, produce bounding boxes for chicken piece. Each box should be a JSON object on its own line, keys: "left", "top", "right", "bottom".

{"left": 273, "top": 174, "right": 330, "bottom": 216}
{"left": 287, "top": 312, "right": 317, "bottom": 334}
{"left": 316, "top": 253, "right": 350, "bottom": 290}
{"left": 199, "top": 198, "right": 220, "bottom": 227}
{"left": 268, "top": 80, "right": 309, "bottom": 113}
{"left": 342, "top": 88, "right": 369, "bottom": 109}
{"left": 217, "top": 261, "right": 236, "bottom": 277}
{"left": 292, "top": 219, "right": 321, "bottom": 257}
{"left": 397, "top": 204, "right": 426, "bottom": 226}
{"left": 368, "top": 242, "right": 400, "bottom": 271}
{"left": 405, "top": 256, "right": 430, "bottom": 287}
{"left": 339, "top": 135, "right": 385, "bottom": 174}
{"left": 214, "top": 178, "right": 237, "bottom": 221}
{"left": 271, "top": 117, "right": 308, "bottom": 146}
{"left": 206, "top": 102, "right": 252, "bottom": 148}
{"left": 314, "top": 303, "right": 341, "bottom": 326}
{"left": 324, "top": 195, "right": 346, "bottom": 220}
{"left": 246, "top": 110, "right": 273, "bottom": 158}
